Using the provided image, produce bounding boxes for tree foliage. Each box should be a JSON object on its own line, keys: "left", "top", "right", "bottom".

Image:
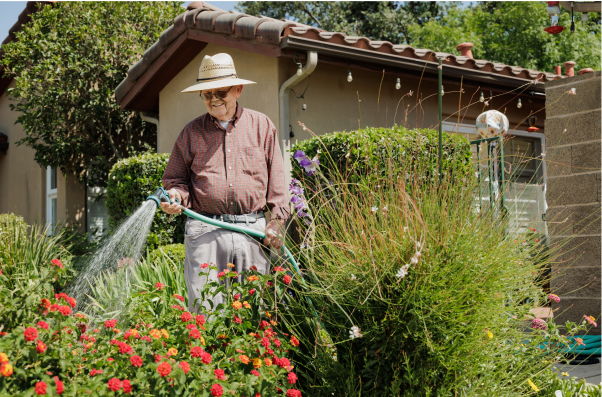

{"left": 0, "top": 2, "right": 183, "bottom": 187}
{"left": 236, "top": 1, "right": 445, "bottom": 45}
{"left": 409, "top": 2, "right": 601, "bottom": 73}
{"left": 237, "top": 1, "right": 600, "bottom": 73}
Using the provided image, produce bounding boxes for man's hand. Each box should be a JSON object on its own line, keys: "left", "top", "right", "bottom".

{"left": 160, "top": 189, "right": 183, "bottom": 215}
{"left": 263, "top": 219, "right": 285, "bottom": 250}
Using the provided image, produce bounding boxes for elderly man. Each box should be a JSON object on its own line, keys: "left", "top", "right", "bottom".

{"left": 160, "top": 53, "right": 288, "bottom": 313}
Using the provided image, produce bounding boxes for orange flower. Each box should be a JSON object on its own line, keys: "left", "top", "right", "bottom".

{"left": 290, "top": 336, "right": 299, "bottom": 347}
{"left": 253, "top": 358, "right": 262, "bottom": 368}
{"left": 243, "top": 301, "right": 251, "bottom": 309}
{"left": 227, "top": 263, "right": 235, "bottom": 268}
{"left": 239, "top": 355, "right": 250, "bottom": 364}
{"left": 157, "top": 362, "right": 172, "bottom": 377}
{"left": 161, "top": 329, "right": 169, "bottom": 339}
{"left": 232, "top": 301, "right": 242, "bottom": 310}
{"left": 247, "top": 276, "right": 259, "bottom": 282}
{"left": 0, "top": 363, "right": 13, "bottom": 377}
{"left": 266, "top": 311, "right": 271, "bottom": 318}
{"left": 150, "top": 329, "right": 162, "bottom": 339}
{"left": 0, "top": 353, "right": 8, "bottom": 363}
{"left": 167, "top": 348, "right": 178, "bottom": 357}
{"left": 264, "top": 358, "right": 272, "bottom": 367}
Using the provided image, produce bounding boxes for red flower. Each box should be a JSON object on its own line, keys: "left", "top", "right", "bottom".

{"left": 195, "top": 315, "right": 206, "bottom": 326}
{"left": 189, "top": 329, "right": 201, "bottom": 339}
{"left": 250, "top": 265, "right": 258, "bottom": 271}
{"left": 283, "top": 275, "right": 292, "bottom": 285}
{"left": 40, "top": 298, "right": 51, "bottom": 309}
{"left": 186, "top": 324, "right": 197, "bottom": 330}
{"left": 260, "top": 320, "right": 269, "bottom": 330}
{"left": 57, "top": 306, "right": 72, "bottom": 316}
{"left": 130, "top": 355, "right": 143, "bottom": 368}
{"left": 107, "top": 358, "right": 114, "bottom": 362}
{"left": 179, "top": 361, "right": 190, "bottom": 374}
{"left": 290, "top": 336, "right": 299, "bottom": 347}
{"left": 277, "top": 357, "right": 290, "bottom": 369}
{"left": 233, "top": 316, "right": 242, "bottom": 324}
{"left": 36, "top": 340, "right": 47, "bottom": 354}
{"left": 286, "top": 390, "right": 302, "bottom": 397}
{"left": 122, "top": 379, "right": 132, "bottom": 394}
{"left": 157, "top": 362, "right": 172, "bottom": 377}
{"left": 273, "top": 266, "right": 285, "bottom": 272}
{"left": 288, "top": 372, "right": 298, "bottom": 384}
{"left": 250, "top": 369, "right": 260, "bottom": 377}
{"left": 54, "top": 377, "right": 64, "bottom": 395}
{"left": 211, "top": 384, "right": 223, "bottom": 397}
{"left": 267, "top": 281, "right": 274, "bottom": 287}
{"left": 274, "top": 339, "right": 282, "bottom": 348}
{"left": 51, "top": 259, "right": 64, "bottom": 269}
{"left": 249, "top": 288, "right": 256, "bottom": 295}
{"left": 181, "top": 312, "right": 192, "bottom": 322}
{"left": 90, "top": 369, "right": 103, "bottom": 376}
{"left": 217, "top": 271, "right": 226, "bottom": 279}
{"left": 261, "top": 337, "right": 270, "bottom": 348}
{"left": 173, "top": 294, "right": 185, "bottom": 301}
{"left": 200, "top": 263, "right": 210, "bottom": 269}
{"left": 104, "top": 319, "right": 117, "bottom": 329}
{"left": 107, "top": 378, "right": 122, "bottom": 392}
{"left": 234, "top": 293, "right": 241, "bottom": 301}
{"left": 119, "top": 343, "right": 133, "bottom": 354}
{"left": 191, "top": 346, "right": 204, "bottom": 357}
{"left": 34, "top": 381, "right": 47, "bottom": 395}
{"left": 37, "top": 321, "right": 49, "bottom": 330}
{"left": 201, "top": 351, "right": 212, "bottom": 364}
{"left": 24, "top": 327, "right": 38, "bottom": 342}
{"left": 141, "top": 336, "right": 151, "bottom": 343}
{"left": 214, "top": 368, "right": 226, "bottom": 380}
{"left": 155, "top": 282, "right": 165, "bottom": 291}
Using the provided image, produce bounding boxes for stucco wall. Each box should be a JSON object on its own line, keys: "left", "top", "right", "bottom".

{"left": 0, "top": 81, "right": 85, "bottom": 230}
{"left": 545, "top": 71, "right": 601, "bottom": 334}
{"left": 158, "top": 43, "right": 280, "bottom": 154}
{"left": 279, "top": 60, "right": 546, "bottom": 144}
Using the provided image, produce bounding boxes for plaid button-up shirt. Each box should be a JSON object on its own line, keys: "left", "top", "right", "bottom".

{"left": 162, "top": 104, "right": 289, "bottom": 220}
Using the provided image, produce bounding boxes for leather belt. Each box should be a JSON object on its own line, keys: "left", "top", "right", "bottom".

{"left": 190, "top": 211, "right": 265, "bottom": 224}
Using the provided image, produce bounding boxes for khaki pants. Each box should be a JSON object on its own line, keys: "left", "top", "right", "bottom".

{"left": 183, "top": 217, "right": 271, "bottom": 313}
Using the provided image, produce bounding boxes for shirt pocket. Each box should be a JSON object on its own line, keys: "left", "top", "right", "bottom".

{"left": 185, "top": 220, "right": 211, "bottom": 239}
{"left": 239, "top": 147, "right": 266, "bottom": 177}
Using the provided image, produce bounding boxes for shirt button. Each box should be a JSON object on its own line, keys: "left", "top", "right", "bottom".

{"left": 230, "top": 202, "right": 233, "bottom": 205}
{"left": 228, "top": 167, "right": 232, "bottom": 170}
{"left": 229, "top": 184, "right": 233, "bottom": 187}
{"left": 227, "top": 149, "right": 231, "bottom": 153}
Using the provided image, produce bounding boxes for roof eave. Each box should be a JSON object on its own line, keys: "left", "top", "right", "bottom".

{"left": 280, "top": 36, "right": 546, "bottom": 93}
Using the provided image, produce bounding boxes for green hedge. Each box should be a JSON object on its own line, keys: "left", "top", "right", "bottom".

{"left": 149, "top": 243, "right": 185, "bottom": 271}
{"left": 106, "top": 153, "right": 185, "bottom": 248}
{"left": 291, "top": 126, "right": 473, "bottom": 186}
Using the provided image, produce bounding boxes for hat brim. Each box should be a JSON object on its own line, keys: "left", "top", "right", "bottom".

{"left": 181, "top": 78, "right": 257, "bottom": 93}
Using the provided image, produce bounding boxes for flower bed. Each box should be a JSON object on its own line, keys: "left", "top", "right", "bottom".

{"left": 0, "top": 259, "right": 302, "bottom": 396}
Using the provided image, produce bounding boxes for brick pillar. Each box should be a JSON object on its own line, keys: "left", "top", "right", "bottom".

{"left": 545, "top": 71, "right": 601, "bottom": 334}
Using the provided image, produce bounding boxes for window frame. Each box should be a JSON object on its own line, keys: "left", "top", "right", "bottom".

{"left": 46, "top": 166, "right": 58, "bottom": 234}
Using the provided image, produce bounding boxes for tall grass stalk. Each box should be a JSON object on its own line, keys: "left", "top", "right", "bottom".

{"left": 282, "top": 141, "right": 586, "bottom": 396}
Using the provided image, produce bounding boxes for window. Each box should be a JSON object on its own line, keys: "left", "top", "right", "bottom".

{"left": 87, "top": 187, "right": 109, "bottom": 241}
{"left": 46, "top": 167, "right": 57, "bottom": 234}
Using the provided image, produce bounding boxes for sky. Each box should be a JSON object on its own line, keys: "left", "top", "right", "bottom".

{"left": 0, "top": 1, "right": 240, "bottom": 42}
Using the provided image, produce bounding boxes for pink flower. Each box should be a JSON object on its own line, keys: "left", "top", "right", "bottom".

{"left": 214, "top": 368, "right": 226, "bottom": 380}
{"left": 217, "top": 271, "right": 226, "bottom": 279}
{"left": 530, "top": 318, "right": 547, "bottom": 331}
{"left": 288, "top": 372, "right": 298, "bottom": 384}
{"left": 286, "top": 390, "right": 302, "bottom": 397}
{"left": 34, "top": 381, "right": 47, "bottom": 395}
{"left": 195, "top": 315, "right": 206, "bottom": 326}
{"left": 189, "top": 329, "right": 201, "bottom": 339}
{"left": 173, "top": 294, "right": 185, "bottom": 302}
{"left": 200, "top": 263, "right": 210, "bottom": 269}
{"left": 155, "top": 282, "right": 165, "bottom": 291}
{"left": 575, "top": 337, "right": 585, "bottom": 346}
{"left": 548, "top": 294, "right": 560, "bottom": 303}
{"left": 51, "top": 259, "right": 64, "bottom": 269}
{"left": 107, "top": 378, "right": 121, "bottom": 392}
{"left": 122, "top": 379, "right": 132, "bottom": 394}
{"left": 211, "top": 384, "right": 223, "bottom": 396}
{"left": 37, "top": 321, "right": 49, "bottom": 330}
{"left": 181, "top": 312, "right": 192, "bottom": 322}
{"left": 130, "top": 355, "right": 143, "bottom": 367}
{"left": 250, "top": 369, "right": 260, "bottom": 377}
{"left": 584, "top": 315, "right": 597, "bottom": 327}
{"left": 179, "top": 361, "right": 190, "bottom": 374}
{"left": 261, "top": 337, "right": 270, "bottom": 348}
{"left": 104, "top": 319, "right": 117, "bottom": 329}
{"left": 24, "top": 327, "right": 38, "bottom": 342}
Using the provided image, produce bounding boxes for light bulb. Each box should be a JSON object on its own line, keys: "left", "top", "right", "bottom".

{"left": 441, "top": 85, "right": 445, "bottom": 96}
{"left": 517, "top": 98, "right": 522, "bottom": 108}
{"left": 395, "top": 77, "right": 401, "bottom": 90}
{"left": 347, "top": 71, "right": 353, "bottom": 83}
{"left": 296, "top": 64, "right": 303, "bottom": 76}
{"left": 479, "top": 92, "right": 485, "bottom": 102}
{"left": 302, "top": 103, "right": 307, "bottom": 111}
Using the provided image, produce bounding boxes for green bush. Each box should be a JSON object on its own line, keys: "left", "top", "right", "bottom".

{"left": 291, "top": 126, "right": 473, "bottom": 188}
{"left": 149, "top": 244, "right": 185, "bottom": 271}
{"left": 106, "top": 153, "right": 185, "bottom": 248}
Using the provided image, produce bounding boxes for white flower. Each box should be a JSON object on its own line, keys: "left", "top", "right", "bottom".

{"left": 371, "top": 206, "right": 378, "bottom": 213}
{"left": 567, "top": 88, "right": 576, "bottom": 95}
{"left": 300, "top": 243, "right": 308, "bottom": 249}
{"left": 382, "top": 205, "right": 388, "bottom": 212}
{"left": 474, "top": 171, "right": 479, "bottom": 178}
{"left": 414, "top": 251, "right": 422, "bottom": 259}
{"left": 396, "top": 265, "right": 409, "bottom": 279}
{"left": 361, "top": 231, "right": 364, "bottom": 235}
{"left": 562, "top": 129, "right": 567, "bottom": 134}
{"left": 416, "top": 241, "right": 421, "bottom": 249}
{"left": 349, "top": 325, "right": 362, "bottom": 339}
{"left": 350, "top": 274, "right": 356, "bottom": 280}
{"left": 410, "top": 256, "right": 419, "bottom": 265}
{"left": 541, "top": 153, "right": 546, "bottom": 158}
{"left": 345, "top": 152, "right": 350, "bottom": 158}
{"left": 403, "top": 227, "right": 409, "bottom": 233}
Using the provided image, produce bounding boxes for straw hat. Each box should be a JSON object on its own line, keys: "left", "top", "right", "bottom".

{"left": 181, "top": 53, "right": 256, "bottom": 93}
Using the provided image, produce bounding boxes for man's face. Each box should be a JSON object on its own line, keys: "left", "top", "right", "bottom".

{"left": 201, "top": 85, "right": 243, "bottom": 121}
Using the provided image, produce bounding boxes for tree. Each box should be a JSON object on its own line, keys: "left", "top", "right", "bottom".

{"left": 236, "top": 1, "right": 446, "bottom": 45}
{"left": 0, "top": 2, "right": 183, "bottom": 187}
{"left": 408, "top": 2, "right": 601, "bottom": 73}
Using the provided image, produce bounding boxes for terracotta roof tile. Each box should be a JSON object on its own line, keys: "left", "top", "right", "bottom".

{"left": 115, "top": 2, "right": 561, "bottom": 106}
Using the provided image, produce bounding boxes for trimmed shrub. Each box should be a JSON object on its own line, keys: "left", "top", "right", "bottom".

{"left": 149, "top": 244, "right": 185, "bottom": 271}
{"left": 291, "top": 126, "right": 472, "bottom": 187}
{"left": 106, "top": 153, "right": 185, "bottom": 248}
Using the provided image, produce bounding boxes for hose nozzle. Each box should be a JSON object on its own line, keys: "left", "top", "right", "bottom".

{"left": 146, "top": 187, "right": 172, "bottom": 207}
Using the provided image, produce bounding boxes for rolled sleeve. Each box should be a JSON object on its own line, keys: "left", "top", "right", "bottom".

{"left": 162, "top": 132, "right": 192, "bottom": 209}
{"left": 264, "top": 121, "right": 290, "bottom": 220}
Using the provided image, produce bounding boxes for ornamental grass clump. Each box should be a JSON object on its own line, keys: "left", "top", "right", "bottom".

{"left": 282, "top": 129, "right": 591, "bottom": 396}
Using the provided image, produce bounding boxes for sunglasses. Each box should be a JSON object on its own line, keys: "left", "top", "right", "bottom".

{"left": 200, "top": 86, "right": 233, "bottom": 101}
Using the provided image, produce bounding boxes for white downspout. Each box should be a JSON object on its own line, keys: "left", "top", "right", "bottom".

{"left": 278, "top": 51, "right": 318, "bottom": 187}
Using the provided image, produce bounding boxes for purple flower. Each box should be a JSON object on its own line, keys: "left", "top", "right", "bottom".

{"left": 293, "top": 150, "right": 319, "bottom": 176}
{"left": 290, "top": 185, "right": 304, "bottom": 196}
{"left": 530, "top": 318, "right": 547, "bottom": 331}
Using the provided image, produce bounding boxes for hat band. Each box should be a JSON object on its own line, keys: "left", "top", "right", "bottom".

{"left": 196, "top": 73, "right": 238, "bottom": 83}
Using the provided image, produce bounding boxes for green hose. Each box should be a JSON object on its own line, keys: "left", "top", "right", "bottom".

{"left": 181, "top": 208, "right": 302, "bottom": 277}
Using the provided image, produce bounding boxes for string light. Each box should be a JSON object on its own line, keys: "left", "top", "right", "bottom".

{"left": 479, "top": 92, "right": 485, "bottom": 102}
{"left": 441, "top": 85, "right": 445, "bottom": 96}
{"left": 517, "top": 98, "right": 522, "bottom": 108}
{"left": 347, "top": 62, "right": 353, "bottom": 83}
{"left": 294, "top": 52, "right": 304, "bottom": 76}
{"left": 395, "top": 78, "right": 401, "bottom": 90}
{"left": 296, "top": 63, "right": 303, "bottom": 76}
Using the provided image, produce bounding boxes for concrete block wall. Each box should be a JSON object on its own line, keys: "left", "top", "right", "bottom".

{"left": 545, "top": 71, "right": 601, "bottom": 334}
